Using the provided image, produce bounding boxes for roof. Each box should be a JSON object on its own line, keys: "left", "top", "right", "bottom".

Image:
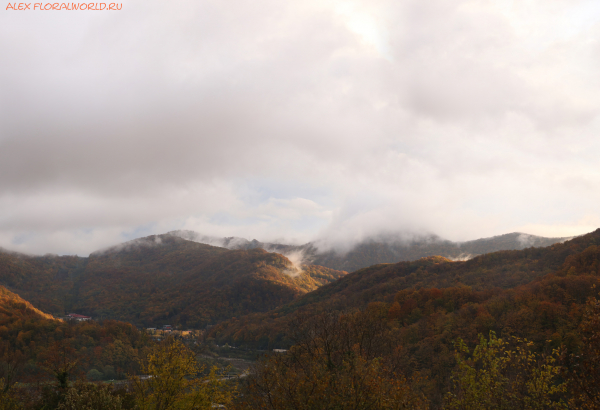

{"left": 68, "top": 313, "right": 91, "bottom": 318}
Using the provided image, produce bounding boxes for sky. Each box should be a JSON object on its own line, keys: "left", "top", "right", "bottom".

{"left": 1, "top": 0, "right": 600, "bottom": 255}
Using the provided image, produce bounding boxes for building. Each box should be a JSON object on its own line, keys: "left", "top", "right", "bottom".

{"left": 67, "top": 313, "right": 92, "bottom": 321}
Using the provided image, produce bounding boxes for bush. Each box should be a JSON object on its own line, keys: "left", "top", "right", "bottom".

{"left": 86, "top": 369, "right": 104, "bottom": 381}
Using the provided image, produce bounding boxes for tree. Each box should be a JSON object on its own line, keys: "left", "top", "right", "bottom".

{"left": 562, "top": 295, "right": 600, "bottom": 409}
{"left": 86, "top": 369, "right": 104, "bottom": 381}
{"left": 0, "top": 379, "right": 22, "bottom": 410}
{"left": 239, "top": 309, "right": 428, "bottom": 410}
{"left": 129, "top": 338, "right": 235, "bottom": 410}
{"left": 445, "top": 332, "right": 567, "bottom": 410}
{"left": 0, "top": 341, "right": 24, "bottom": 394}
{"left": 57, "top": 381, "right": 123, "bottom": 410}
{"left": 40, "top": 340, "right": 80, "bottom": 390}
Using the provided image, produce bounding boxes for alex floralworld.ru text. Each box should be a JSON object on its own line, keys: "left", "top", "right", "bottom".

{"left": 6, "top": 3, "right": 122, "bottom": 10}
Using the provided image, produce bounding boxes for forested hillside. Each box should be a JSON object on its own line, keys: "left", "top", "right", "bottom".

{"left": 211, "top": 231, "right": 595, "bottom": 344}
{"left": 0, "top": 235, "right": 346, "bottom": 328}
{"left": 209, "top": 229, "right": 600, "bottom": 400}
{"left": 1, "top": 230, "right": 598, "bottom": 408}
{"left": 0, "top": 284, "right": 56, "bottom": 323}
{"left": 0, "top": 284, "right": 151, "bottom": 389}
{"left": 74, "top": 236, "right": 346, "bottom": 327}
{"left": 0, "top": 250, "right": 86, "bottom": 315}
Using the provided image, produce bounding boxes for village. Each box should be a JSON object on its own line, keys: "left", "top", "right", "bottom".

{"left": 58, "top": 313, "right": 202, "bottom": 341}
{"left": 144, "top": 325, "right": 201, "bottom": 341}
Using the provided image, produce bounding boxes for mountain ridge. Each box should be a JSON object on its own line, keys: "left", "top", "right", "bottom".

{"left": 207, "top": 228, "right": 599, "bottom": 349}
{"left": 0, "top": 229, "right": 577, "bottom": 328}
{"left": 170, "top": 230, "right": 571, "bottom": 272}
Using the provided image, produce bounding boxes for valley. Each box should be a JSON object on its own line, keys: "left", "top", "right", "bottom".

{"left": 1, "top": 229, "right": 598, "bottom": 408}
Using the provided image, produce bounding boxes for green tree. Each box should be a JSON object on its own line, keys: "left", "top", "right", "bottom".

{"left": 86, "top": 369, "right": 104, "bottom": 381}
{"left": 445, "top": 332, "right": 566, "bottom": 410}
{"left": 129, "top": 338, "right": 235, "bottom": 410}
{"left": 103, "top": 365, "right": 117, "bottom": 380}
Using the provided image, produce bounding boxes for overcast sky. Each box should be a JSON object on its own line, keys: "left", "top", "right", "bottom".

{"left": 1, "top": 0, "right": 600, "bottom": 255}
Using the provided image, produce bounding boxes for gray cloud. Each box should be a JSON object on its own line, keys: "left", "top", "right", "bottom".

{"left": 1, "top": 0, "right": 600, "bottom": 255}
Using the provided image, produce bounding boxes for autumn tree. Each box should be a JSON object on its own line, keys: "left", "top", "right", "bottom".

{"left": 0, "top": 379, "right": 22, "bottom": 410}
{"left": 238, "top": 308, "right": 428, "bottom": 410}
{"left": 562, "top": 295, "right": 600, "bottom": 409}
{"left": 0, "top": 343, "right": 23, "bottom": 410}
{"left": 40, "top": 340, "right": 81, "bottom": 390}
{"left": 0, "top": 341, "right": 24, "bottom": 393}
{"left": 445, "top": 332, "right": 566, "bottom": 410}
{"left": 129, "top": 337, "right": 235, "bottom": 410}
{"left": 57, "top": 381, "right": 123, "bottom": 410}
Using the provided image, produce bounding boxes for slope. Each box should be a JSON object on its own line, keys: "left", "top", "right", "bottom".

{"left": 209, "top": 228, "right": 600, "bottom": 348}
{"left": 0, "top": 234, "right": 346, "bottom": 328}
{"left": 0, "top": 284, "right": 57, "bottom": 323}
{"left": 0, "top": 250, "right": 86, "bottom": 315}
{"left": 0, "top": 284, "right": 154, "bottom": 386}
{"left": 74, "top": 235, "right": 346, "bottom": 327}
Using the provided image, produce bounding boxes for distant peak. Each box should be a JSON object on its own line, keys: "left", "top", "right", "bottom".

{"left": 90, "top": 233, "right": 190, "bottom": 256}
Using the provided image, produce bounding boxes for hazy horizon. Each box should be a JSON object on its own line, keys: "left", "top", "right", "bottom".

{"left": 0, "top": 227, "right": 582, "bottom": 258}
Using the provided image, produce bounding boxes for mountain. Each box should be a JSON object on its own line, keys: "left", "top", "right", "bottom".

{"left": 170, "top": 230, "right": 570, "bottom": 272}
{"left": 1, "top": 228, "right": 596, "bottom": 404}
{"left": 208, "top": 228, "right": 600, "bottom": 348}
{"left": 0, "top": 229, "right": 573, "bottom": 328}
{"left": 74, "top": 235, "right": 346, "bottom": 327}
{"left": 0, "top": 234, "right": 346, "bottom": 328}
{"left": 171, "top": 231, "right": 299, "bottom": 254}
{"left": 205, "top": 228, "right": 600, "bottom": 403}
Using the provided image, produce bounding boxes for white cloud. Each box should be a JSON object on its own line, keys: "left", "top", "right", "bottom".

{"left": 1, "top": 0, "right": 599, "bottom": 254}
